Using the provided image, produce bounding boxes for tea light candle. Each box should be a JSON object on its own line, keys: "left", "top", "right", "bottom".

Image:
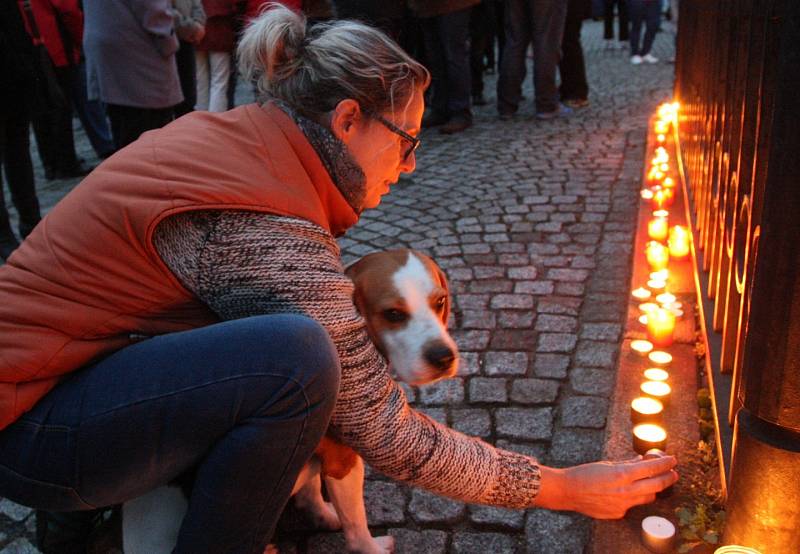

{"left": 650, "top": 269, "right": 669, "bottom": 281}
{"left": 714, "top": 547, "right": 762, "bottom": 554}
{"left": 631, "top": 396, "right": 664, "bottom": 424}
{"left": 631, "top": 339, "right": 654, "bottom": 357}
{"left": 646, "top": 307, "right": 676, "bottom": 347}
{"left": 633, "top": 424, "right": 667, "bottom": 455}
{"left": 641, "top": 515, "right": 675, "bottom": 553}
{"left": 648, "top": 351, "right": 673, "bottom": 366}
{"left": 656, "top": 133, "right": 666, "bottom": 143}
{"left": 654, "top": 120, "right": 670, "bottom": 134}
{"left": 662, "top": 177, "right": 675, "bottom": 189}
{"left": 638, "top": 302, "right": 660, "bottom": 314}
{"left": 643, "top": 367, "right": 670, "bottom": 383}
{"left": 645, "top": 241, "right": 670, "bottom": 271}
{"left": 641, "top": 380, "right": 672, "bottom": 407}
{"left": 648, "top": 216, "right": 669, "bottom": 242}
{"left": 647, "top": 279, "right": 667, "bottom": 293}
{"left": 632, "top": 287, "right": 652, "bottom": 300}
{"left": 656, "top": 292, "right": 676, "bottom": 305}
{"left": 664, "top": 304, "right": 684, "bottom": 318}
{"left": 639, "top": 314, "right": 649, "bottom": 325}
{"left": 668, "top": 225, "right": 691, "bottom": 259}
{"left": 641, "top": 188, "right": 654, "bottom": 201}
{"left": 659, "top": 163, "right": 669, "bottom": 172}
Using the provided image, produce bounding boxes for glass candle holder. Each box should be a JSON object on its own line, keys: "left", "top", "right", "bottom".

{"left": 631, "top": 397, "right": 664, "bottom": 425}
{"left": 646, "top": 241, "right": 670, "bottom": 272}
{"left": 648, "top": 216, "right": 669, "bottom": 242}
{"left": 668, "top": 225, "right": 691, "bottom": 259}
{"left": 641, "top": 380, "right": 672, "bottom": 407}
{"left": 646, "top": 307, "right": 676, "bottom": 347}
{"left": 633, "top": 423, "right": 667, "bottom": 454}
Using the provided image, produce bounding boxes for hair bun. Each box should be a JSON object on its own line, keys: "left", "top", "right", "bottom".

{"left": 238, "top": 4, "right": 307, "bottom": 85}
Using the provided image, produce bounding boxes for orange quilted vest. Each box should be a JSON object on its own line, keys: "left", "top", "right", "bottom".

{"left": 0, "top": 102, "right": 358, "bottom": 430}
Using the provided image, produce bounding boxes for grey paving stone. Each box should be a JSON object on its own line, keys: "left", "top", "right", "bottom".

{"left": 490, "top": 330, "right": 537, "bottom": 350}
{"left": 490, "top": 294, "right": 534, "bottom": 310}
{"left": 456, "top": 352, "right": 481, "bottom": 376}
{"left": 460, "top": 309, "right": 497, "bottom": 330}
{"left": 451, "top": 408, "right": 492, "bottom": 437}
{"left": 496, "top": 408, "right": 553, "bottom": 440}
{"left": 534, "top": 314, "right": 578, "bottom": 333}
{"left": 510, "top": 379, "right": 560, "bottom": 404}
{"left": 387, "top": 529, "right": 448, "bottom": 554}
{"left": 0, "top": 500, "right": 32, "bottom": 522}
{"left": 574, "top": 340, "right": 619, "bottom": 368}
{"left": 525, "top": 510, "right": 591, "bottom": 554}
{"left": 559, "top": 396, "right": 610, "bottom": 428}
{"left": 484, "top": 351, "right": 528, "bottom": 376}
{"left": 364, "top": 480, "right": 407, "bottom": 526}
{"left": 452, "top": 532, "right": 516, "bottom": 553}
{"left": 0, "top": 540, "right": 39, "bottom": 554}
{"left": 468, "top": 378, "right": 508, "bottom": 403}
{"left": 549, "top": 429, "right": 605, "bottom": 465}
{"left": 417, "top": 407, "right": 447, "bottom": 425}
{"left": 419, "top": 378, "right": 465, "bottom": 405}
{"left": 569, "top": 367, "right": 616, "bottom": 396}
{"left": 468, "top": 505, "right": 525, "bottom": 530}
{"left": 533, "top": 354, "right": 570, "bottom": 378}
{"left": 497, "top": 310, "right": 536, "bottom": 329}
{"left": 408, "top": 489, "right": 466, "bottom": 524}
{"left": 536, "top": 333, "right": 577, "bottom": 353}
{"left": 507, "top": 265, "right": 539, "bottom": 280}
{"left": 579, "top": 322, "right": 623, "bottom": 341}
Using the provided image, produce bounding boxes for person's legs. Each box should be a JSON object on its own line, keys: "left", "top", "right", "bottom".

{"left": 0, "top": 315, "right": 340, "bottom": 554}
{"left": 208, "top": 51, "right": 232, "bottom": 112}
{"left": 496, "top": 0, "right": 533, "bottom": 115}
{"left": 2, "top": 104, "right": 41, "bottom": 239}
{"left": 421, "top": 16, "right": 449, "bottom": 123}
{"left": 174, "top": 40, "right": 198, "bottom": 117}
{"left": 618, "top": 0, "right": 630, "bottom": 41}
{"left": 530, "top": 0, "right": 568, "bottom": 114}
{"left": 628, "top": 0, "right": 644, "bottom": 56}
{"left": 469, "top": 3, "right": 489, "bottom": 102}
{"left": 603, "top": 0, "right": 615, "bottom": 40}
{"left": 559, "top": 6, "right": 588, "bottom": 103}
{"left": 439, "top": 6, "right": 472, "bottom": 125}
{"left": 70, "top": 60, "right": 115, "bottom": 159}
{"left": 195, "top": 50, "right": 210, "bottom": 111}
{"left": 0, "top": 111, "right": 21, "bottom": 260}
{"left": 106, "top": 105, "right": 174, "bottom": 150}
{"left": 640, "top": 0, "right": 662, "bottom": 56}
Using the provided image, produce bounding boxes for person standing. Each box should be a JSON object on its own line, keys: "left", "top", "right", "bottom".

{"left": 603, "top": 0, "right": 629, "bottom": 48}
{"left": 628, "top": 0, "right": 661, "bottom": 64}
{"left": 410, "top": 0, "right": 480, "bottom": 134}
{"left": 172, "top": 0, "right": 207, "bottom": 117}
{"left": 1, "top": 1, "right": 43, "bottom": 261}
{"left": 195, "top": 0, "right": 238, "bottom": 112}
{"left": 496, "top": 0, "right": 571, "bottom": 120}
{"left": 558, "top": 0, "right": 592, "bottom": 108}
{"left": 83, "top": 0, "right": 183, "bottom": 150}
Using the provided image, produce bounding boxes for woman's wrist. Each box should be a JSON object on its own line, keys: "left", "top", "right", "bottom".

{"left": 532, "top": 465, "right": 571, "bottom": 511}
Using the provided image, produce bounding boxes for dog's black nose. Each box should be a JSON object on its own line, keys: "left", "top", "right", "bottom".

{"left": 425, "top": 343, "right": 456, "bottom": 372}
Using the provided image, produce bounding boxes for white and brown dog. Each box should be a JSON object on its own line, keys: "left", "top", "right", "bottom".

{"left": 121, "top": 249, "right": 458, "bottom": 554}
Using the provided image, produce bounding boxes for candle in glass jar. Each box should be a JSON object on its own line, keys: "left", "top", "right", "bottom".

{"left": 646, "top": 241, "right": 670, "bottom": 271}
{"left": 648, "top": 216, "right": 669, "bottom": 242}
{"left": 641, "top": 380, "right": 672, "bottom": 407}
{"left": 631, "top": 397, "right": 664, "bottom": 424}
{"left": 646, "top": 307, "right": 676, "bottom": 347}
{"left": 668, "top": 225, "right": 691, "bottom": 259}
{"left": 633, "top": 423, "right": 667, "bottom": 455}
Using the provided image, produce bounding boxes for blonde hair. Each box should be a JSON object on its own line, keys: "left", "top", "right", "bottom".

{"left": 237, "top": 4, "right": 429, "bottom": 119}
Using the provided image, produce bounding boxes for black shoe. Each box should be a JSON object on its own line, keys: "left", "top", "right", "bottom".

{"left": 422, "top": 110, "right": 449, "bottom": 128}
{"left": 472, "top": 93, "right": 488, "bottom": 106}
{"left": 0, "top": 228, "right": 19, "bottom": 261}
{"left": 55, "top": 161, "right": 94, "bottom": 180}
{"left": 36, "top": 509, "right": 105, "bottom": 554}
{"left": 439, "top": 113, "right": 472, "bottom": 134}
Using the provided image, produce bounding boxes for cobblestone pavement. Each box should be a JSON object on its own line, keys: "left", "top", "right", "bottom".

{"left": 1, "top": 20, "right": 676, "bottom": 554}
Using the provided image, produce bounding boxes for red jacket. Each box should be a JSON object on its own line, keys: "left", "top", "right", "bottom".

{"left": 21, "top": 0, "right": 83, "bottom": 67}
{"left": 0, "top": 102, "right": 358, "bottom": 431}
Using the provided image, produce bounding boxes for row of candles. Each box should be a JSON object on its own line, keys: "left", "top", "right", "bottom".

{"left": 633, "top": 104, "right": 761, "bottom": 554}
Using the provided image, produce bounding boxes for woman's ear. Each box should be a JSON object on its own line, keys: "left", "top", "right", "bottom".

{"left": 329, "top": 98, "right": 363, "bottom": 143}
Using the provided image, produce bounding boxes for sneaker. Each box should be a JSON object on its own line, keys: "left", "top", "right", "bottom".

{"left": 439, "top": 113, "right": 472, "bottom": 134}
{"left": 536, "top": 104, "right": 573, "bottom": 120}
{"left": 631, "top": 55, "right": 643, "bottom": 65}
{"left": 642, "top": 54, "right": 659, "bottom": 64}
{"left": 563, "top": 98, "right": 590, "bottom": 109}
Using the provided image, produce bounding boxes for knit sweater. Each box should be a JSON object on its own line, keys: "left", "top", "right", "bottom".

{"left": 151, "top": 109, "right": 542, "bottom": 509}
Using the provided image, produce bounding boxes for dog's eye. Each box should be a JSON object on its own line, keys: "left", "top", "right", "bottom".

{"left": 435, "top": 297, "right": 447, "bottom": 310}
{"left": 382, "top": 309, "right": 408, "bottom": 323}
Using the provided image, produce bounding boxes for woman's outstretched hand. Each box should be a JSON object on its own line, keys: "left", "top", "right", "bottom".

{"left": 533, "top": 456, "right": 678, "bottom": 519}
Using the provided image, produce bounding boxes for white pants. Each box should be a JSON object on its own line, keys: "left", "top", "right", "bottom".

{"left": 195, "top": 50, "right": 231, "bottom": 112}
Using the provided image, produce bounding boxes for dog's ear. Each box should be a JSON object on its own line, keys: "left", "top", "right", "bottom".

{"left": 434, "top": 264, "right": 451, "bottom": 327}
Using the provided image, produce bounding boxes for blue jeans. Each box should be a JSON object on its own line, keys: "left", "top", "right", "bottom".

{"left": 421, "top": 7, "right": 473, "bottom": 117}
{"left": 629, "top": 0, "right": 661, "bottom": 56}
{"left": 0, "top": 315, "right": 340, "bottom": 553}
{"left": 497, "top": 0, "right": 568, "bottom": 114}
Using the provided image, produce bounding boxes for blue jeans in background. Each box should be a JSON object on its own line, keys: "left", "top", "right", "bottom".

{"left": 629, "top": 0, "right": 661, "bottom": 56}
{"left": 497, "top": 0, "right": 568, "bottom": 114}
{"left": 0, "top": 314, "right": 340, "bottom": 554}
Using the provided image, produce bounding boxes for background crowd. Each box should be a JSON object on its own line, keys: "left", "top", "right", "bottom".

{"left": 0, "top": 0, "right": 675, "bottom": 263}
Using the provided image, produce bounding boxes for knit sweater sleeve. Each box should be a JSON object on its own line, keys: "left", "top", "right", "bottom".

{"left": 153, "top": 210, "right": 541, "bottom": 508}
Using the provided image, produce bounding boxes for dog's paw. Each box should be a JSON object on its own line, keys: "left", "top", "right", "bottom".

{"left": 346, "top": 534, "right": 395, "bottom": 554}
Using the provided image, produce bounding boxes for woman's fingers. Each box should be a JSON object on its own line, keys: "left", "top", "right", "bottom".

{"left": 626, "top": 456, "right": 677, "bottom": 481}
{"left": 628, "top": 469, "right": 679, "bottom": 496}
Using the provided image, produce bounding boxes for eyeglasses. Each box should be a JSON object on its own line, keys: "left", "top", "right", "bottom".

{"left": 365, "top": 110, "right": 420, "bottom": 163}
